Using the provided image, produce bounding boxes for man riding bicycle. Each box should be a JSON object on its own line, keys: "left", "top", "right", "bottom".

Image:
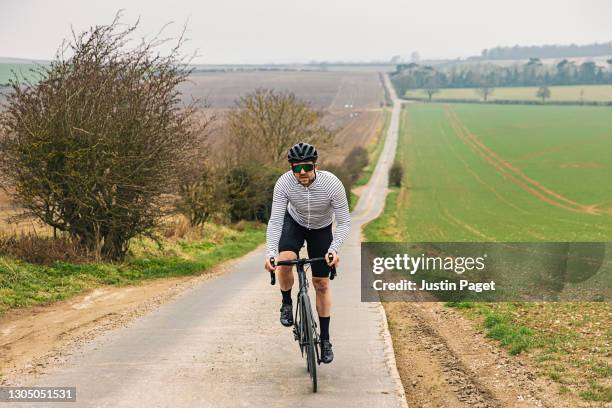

{"left": 264, "top": 142, "right": 351, "bottom": 364}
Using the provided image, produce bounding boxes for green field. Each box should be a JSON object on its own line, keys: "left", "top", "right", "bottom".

{"left": 365, "top": 102, "right": 612, "bottom": 402}
{"left": 404, "top": 85, "right": 612, "bottom": 103}
{"left": 371, "top": 103, "right": 612, "bottom": 241}
{"left": 0, "top": 63, "right": 43, "bottom": 85}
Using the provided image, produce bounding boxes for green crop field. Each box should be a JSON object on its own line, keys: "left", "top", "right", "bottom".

{"left": 366, "top": 102, "right": 612, "bottom": 403}
{"left": 372, "top": 103, "right": 612, "bottom": 241}
{"left": 0, "top": 63, "right": 43, "bottom": 85}
{"left": 404, "top": 84, "right": 612, "bottom": 103}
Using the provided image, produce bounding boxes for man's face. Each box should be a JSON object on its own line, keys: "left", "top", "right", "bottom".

{"left": 291, "top": 161, "right": 316, "bottom": 186}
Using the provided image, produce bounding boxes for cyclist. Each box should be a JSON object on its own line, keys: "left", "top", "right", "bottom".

{"left": 264, "top": 142, "right": 351, "bottom": 364}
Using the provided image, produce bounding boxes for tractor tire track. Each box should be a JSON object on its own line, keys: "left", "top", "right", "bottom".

{"left": 444, "top": 106, "right": 599, "bottom": 215}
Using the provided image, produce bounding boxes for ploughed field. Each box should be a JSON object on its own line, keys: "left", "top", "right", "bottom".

{"left": 0, "top": 70, "right": 386, "bottom": 231}
{"left": 391, "top": 103, "right": 612, "bottom": 241}
{"left": 182, "top": 70, "right": 385, "bottom": 109}
{"left": 180, "top": 70, "right": 386, "bottom": 159}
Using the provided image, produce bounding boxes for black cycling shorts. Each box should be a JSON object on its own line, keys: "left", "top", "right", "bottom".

{"left": 278, "top": 211, "right": 333, "bottom": 278}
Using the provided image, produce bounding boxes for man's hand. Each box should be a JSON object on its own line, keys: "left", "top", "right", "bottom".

{"left": 326, "top": 252, "right": 340, "bottom": 268}
{"left": 264, "top": 256, "right": 276, "bottom": 272}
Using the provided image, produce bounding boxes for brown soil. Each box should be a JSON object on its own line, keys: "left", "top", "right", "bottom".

{"left": 384, "top": 302, "right": 590, "bottom": 408}
{"left": 0, "top": 258, "right": 239, "bottom": 385}
{"left": 182, "top": 71, "right": 384, "bottom": 110}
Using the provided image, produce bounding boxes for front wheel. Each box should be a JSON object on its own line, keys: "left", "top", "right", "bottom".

{"left": 301, "top": 294, "right": 317, "bottom": 392}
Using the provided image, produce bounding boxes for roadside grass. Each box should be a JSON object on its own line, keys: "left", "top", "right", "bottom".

{"left": 349, "top": 191, "right": 358, "bottom": 211}
{"left": 362, "top": 188, "right": 403, "bottom": 241}
{"left": 364, "top": 103, "right": 611, "bottom": 403}
{"left": 0, "top": 221, "right": 265, "bottom": 315}
{"left": 355, "top": 108, "right": 391, "bottom": 187}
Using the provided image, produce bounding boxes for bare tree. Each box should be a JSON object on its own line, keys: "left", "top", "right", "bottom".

{"left": 0, "top": 15, "right": 209, "bottom": 260}
{"left": 225, "top": 88, "right": 332, "bottom": 165}
{"left": 476, "top": 86, "right": 494, "bottom": 102}
{"left": 536, "top": 85, "right": 551, "bottom": 103}
{"left": 423, "top": 77, "right": 440, "bottom": 102}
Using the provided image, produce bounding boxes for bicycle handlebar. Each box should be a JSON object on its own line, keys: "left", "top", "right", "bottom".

{"left": 269, "top": 254, "right": 337, "bottom": 285}
{"left": 274, "top": 257, "right": 326, "bottom": 266}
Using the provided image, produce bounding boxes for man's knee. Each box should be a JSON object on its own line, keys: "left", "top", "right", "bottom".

{"left": 277, "top": 251, "right": 297, "bottom": 275}
{"left": 312, "top": 278, "right": 330, "bottom": 294}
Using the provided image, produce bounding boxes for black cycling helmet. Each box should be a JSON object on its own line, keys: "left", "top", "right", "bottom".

{"left": 287, "top": 142, "right": 318, "bottom": 163}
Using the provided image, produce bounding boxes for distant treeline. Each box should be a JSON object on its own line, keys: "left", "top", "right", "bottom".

{"left": 479, "top": 42, "right": 612, "bottom": 60}
{"left": 391, "top": 58, "right": 612, "bottom": 95}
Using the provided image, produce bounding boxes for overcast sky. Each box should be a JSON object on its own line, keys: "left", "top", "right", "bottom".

{"left": 1, "top": 0, "right": 611, "bottom": 64}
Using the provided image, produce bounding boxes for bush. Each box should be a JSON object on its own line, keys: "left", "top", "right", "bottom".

{"left": 322, "top": 164, "right": 352, "bottom": 204}
{"left": 344, "top": 146, "right": 369, "bottom": 182}
{"left": 389, "top": 161, "right": 404, "bottom": 187}
{"left": 178, "top": 165, "right": 221, "bottom": 227}
{"left": 222, "top": 165, "right": 284, "bottom": 223}
{"left": 0, "top": 17, "right": 208, "bottom": 260}
{"left": 226, "top": 88, "right": 332, "bottom": 165}
{"left": 0, "top": 234, "right": 94, "bottom": 264}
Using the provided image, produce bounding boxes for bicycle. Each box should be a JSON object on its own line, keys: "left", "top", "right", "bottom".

{"left": 269, "top": 254, "right": 336, "bottom": 393}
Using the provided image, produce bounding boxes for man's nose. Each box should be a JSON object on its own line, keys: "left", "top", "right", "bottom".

{"left": 300, "top": 169, "right": 306, "bottom": 174}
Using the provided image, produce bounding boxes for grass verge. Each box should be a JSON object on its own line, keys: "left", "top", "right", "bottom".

{"left": 349, "top": 191, "right": 358, "bottom": 211}
{"left": 355, "top": 108, "right": 392, "bottom": 187}
{"left": 0, "top": 221, "right": 265, "bottom": 315}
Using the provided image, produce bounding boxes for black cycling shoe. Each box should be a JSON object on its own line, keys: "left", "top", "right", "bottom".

{"left": 280, "top": 303, "right": 293, "bottom": 327}
{"left": 320, "top": 339, "right": 334, "bottom": 363}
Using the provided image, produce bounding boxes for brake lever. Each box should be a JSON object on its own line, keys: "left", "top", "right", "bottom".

{"left": 328, "top": 253, "right": 337, "bottom": 280}
{"left": 269, "top": 257, "right": 276, "bottom": 285}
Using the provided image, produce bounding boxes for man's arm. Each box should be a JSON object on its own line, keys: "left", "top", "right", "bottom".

{"left": 327, "top": 179, "right": 351, "bottom": 255}
{"left": 266, "top": 177, "right": 289, "bottom": 259}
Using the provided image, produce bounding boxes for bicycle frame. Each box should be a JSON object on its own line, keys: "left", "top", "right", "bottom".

{"left": 294, "top": 261, "right": 319, "bottom": 355}
{"left": 268, "top": 256, "right": 335, "bottom": 392}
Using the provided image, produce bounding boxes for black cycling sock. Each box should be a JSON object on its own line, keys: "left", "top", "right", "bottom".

{"left": 319, "top": 316, "right": 330, "bottom": 341}
{"left": 281, "top": 289, "right": 292, "bottom": 305}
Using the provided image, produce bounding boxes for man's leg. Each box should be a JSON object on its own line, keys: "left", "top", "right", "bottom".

{"left": 277, "top": 250, "right": 297, "bottom": 326}
{"left": 277, "top": 250, "right": 297, "bottom": 292}
{"left": 307, "top": 222, "right": 334, "bottom": 363}
{"left": 312, "top": 277, "right": 331, "bottom": 339}
{"left": 277, "top": 212, "right": 305, "bottom": 327}
{"left": 312, "top": 277, "right": 331, "bottom": 319}
{"left": 312, "top": 276, "right": 333, "bottom": 363}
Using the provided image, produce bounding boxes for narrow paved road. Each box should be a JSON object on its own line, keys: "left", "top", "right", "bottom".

{"left": 19, "top": 74, "right": 405, "bottom": 408}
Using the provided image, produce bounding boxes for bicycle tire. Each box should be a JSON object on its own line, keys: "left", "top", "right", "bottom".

{"left": 301, "top": 294, "right": 317, "bottom": 392}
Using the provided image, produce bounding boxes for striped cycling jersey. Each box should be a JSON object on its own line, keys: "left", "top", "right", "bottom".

{"left": 266, "top": 170, "right": 351, "bottom": 258}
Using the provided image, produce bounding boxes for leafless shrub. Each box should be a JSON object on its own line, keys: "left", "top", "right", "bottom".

{"left": 225, "top": 88, "right": 332, "bottom": 166}
{"left": 0, "top": 14, "right": 210, "bottom": 260}
{"left": 0, "top": 233, "right": 95, "bottom": 264}
{"left": 344, "top": 146, "right": 369, "bottom": 182}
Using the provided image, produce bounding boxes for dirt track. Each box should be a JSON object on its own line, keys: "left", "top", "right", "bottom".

{"left": 384, "top": 302, "right": 592, "bottom": 408}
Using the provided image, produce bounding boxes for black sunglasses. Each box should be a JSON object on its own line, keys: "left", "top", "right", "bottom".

{"left": 291, "top": 163, "right": 315, "bottom": 173}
